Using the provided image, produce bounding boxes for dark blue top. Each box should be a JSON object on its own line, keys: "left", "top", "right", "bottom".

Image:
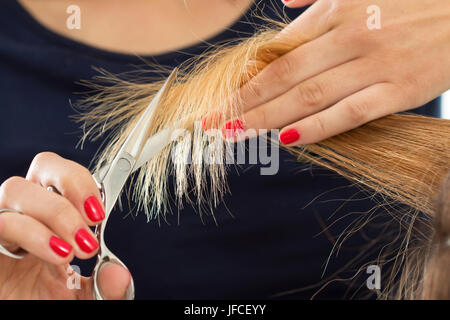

{"left": 0, "top": 0, "right": 440, "bottom": 299}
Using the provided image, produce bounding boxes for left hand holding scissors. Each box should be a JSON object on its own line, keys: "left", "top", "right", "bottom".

{"left": 0, "top": 69, "right": 179, "bottom": 300}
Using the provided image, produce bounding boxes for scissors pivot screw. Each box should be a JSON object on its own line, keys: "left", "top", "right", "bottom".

{"left": 117, "top": 158, "right": 132, "bottom": 171}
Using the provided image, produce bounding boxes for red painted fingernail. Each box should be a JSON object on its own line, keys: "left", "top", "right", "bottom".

{"left": 222, "top": 119, "right": 245, "bottom": 138}
{"left": 75, "top": 228, "right": 99, "bottom": 253}
{"left": 84, "top": 196, "right": 105, "bottom": 222}
{"left": 279, "top": 129, "right": 300, "bottom": 145}
{"left": 49, "top": 236, "right": 72, "bottom": 257}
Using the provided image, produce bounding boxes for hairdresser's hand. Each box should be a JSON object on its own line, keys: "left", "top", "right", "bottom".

{"left": 234, "top": 0, "right": 450, "bottom": 145}
{"left": 0, "top": 152, "right": 130, "bottom": 299}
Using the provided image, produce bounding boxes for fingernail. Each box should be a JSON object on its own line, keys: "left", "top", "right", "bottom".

{"left": 49, "top": 236, "right": 73, "bottom": 257}
{"left": 222, "top": 119, "right": 245, "bottom": 138}
{"left": 84, "top": 196, "right": 105, "bottom": 222}
{"left": 279, "top": 129, "right": 300, "bottom": 145}
{"left": 75, "top": 228, "right": 99, "bottom": 253}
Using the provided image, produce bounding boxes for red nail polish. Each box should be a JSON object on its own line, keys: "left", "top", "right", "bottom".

{"left": 222, "top": 119, "right": 245, "bottom": 138}
{"left": 84, "top": 196, "right": 105, "bottom": 222}
{"left": 279, "top": 129, "right": 300, "bottom": 145}
{"left": 49, "top": 236, "right": 72, "bottom": 257}
{"left": 75, "top": 228, "right": 99, "bottom": 253}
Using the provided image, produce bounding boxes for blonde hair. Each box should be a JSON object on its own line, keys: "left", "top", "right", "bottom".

{"left": 76, "top": 13, "right": 450, "bottom": 299}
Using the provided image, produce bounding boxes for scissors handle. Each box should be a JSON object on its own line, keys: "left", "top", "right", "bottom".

{"left": 91, "top": 176, "right": 135, "bottom": 300}
{"left": 47, "top": 183, "right": 135, "bottom": 300}
{"left": 92, "top": 217, "right": 135, "bottom": 300}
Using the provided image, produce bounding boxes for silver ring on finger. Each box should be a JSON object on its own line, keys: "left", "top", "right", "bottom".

{"left": 0, "top": 208, "right": 28, "bottom": 259}
{"left": 46, "top": 185, "right": 61, "bottom": 195}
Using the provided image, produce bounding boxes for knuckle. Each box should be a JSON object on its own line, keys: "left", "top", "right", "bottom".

{"left": 245, "top": 81, "right": 265, "bottom": 104}
{"left": 252, "top": 85, "right": 264, "bottom": 102}
{"left": 0, "top": 176, "right": 24, "bottom": 207}
{"left": 28, "top": 152, "right": 59, "bottom": 179}
{"left": 270, "top": 57, "right": 295, "bottom": 83}
{"left": 345, "top": 101, "right": 370, "bottom": 124}
{"left": 314, "top": 115, "right": 327, "bottom": 137}
{"left": 296, "top": 81, "right": 324, "bottom": 108}
{"left": 325, "top": 0, "right": 347, "bottom": 25}
{"left": 31, "top": 152, "right": 58, "bottom": 167}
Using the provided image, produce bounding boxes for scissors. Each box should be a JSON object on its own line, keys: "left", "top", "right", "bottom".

{"left": 91, "top": 68, "right": 178, "bottom": 300}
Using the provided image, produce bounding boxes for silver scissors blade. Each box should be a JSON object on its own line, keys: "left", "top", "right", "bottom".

{"left": 132, "top": 125, "right": 175, "bottom": 172}
{"left": 117, "top": 67, "right": 178, "bottom": 161}
{"left": 96, "top": 67, "right": 178, "bottom": 215}
{"left": 91, "top": 68, "right": 178, "bottom": 301}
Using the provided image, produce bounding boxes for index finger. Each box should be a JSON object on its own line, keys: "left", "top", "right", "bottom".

{"left": 236, "top": 0, "right": 332, "bottom": 113}
{"left": 26, "top": 152, "right": 105, "bottom": 225}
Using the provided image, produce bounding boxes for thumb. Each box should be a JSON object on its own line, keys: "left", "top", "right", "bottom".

{"left": 96, "top": 263, "right": 132, "bottom": 300}
{"left": 281, "top": 0, "right": 317, "bottom": 8}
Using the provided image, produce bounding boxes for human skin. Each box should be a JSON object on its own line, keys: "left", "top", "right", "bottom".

{"left": 1, "top": 0, "right": 449, "bottom": 299}
{"left": 1, "top": 0, "right": 254, "bottom": 300}
{"left": 0, "top": 152, "right": 132, "bottom": 299}
{"left": 18, "top": 0, "right": 254, "bottom": 55}
{"left": 233, "top": 0, "right": 450, "bottom": 145}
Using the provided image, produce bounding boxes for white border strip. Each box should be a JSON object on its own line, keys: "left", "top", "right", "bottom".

{"left": 442, "top": 90, "right": 450, "bottom": 119}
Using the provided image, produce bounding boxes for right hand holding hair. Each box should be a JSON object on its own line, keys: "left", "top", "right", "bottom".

{"left": 0, "top": 152, "right": 131, "bottom": 299}
{"left": 235, "top": 0, "right": 450, "bottom": 146}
